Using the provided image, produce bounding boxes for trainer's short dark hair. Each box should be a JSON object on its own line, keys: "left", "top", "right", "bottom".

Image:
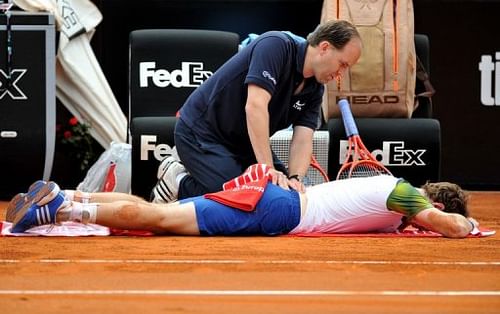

{"left": 421, "top": 182, "right": 470, "bottom": 217}
{"left": 307, "top": 20, "right": 361, "bottom": 49}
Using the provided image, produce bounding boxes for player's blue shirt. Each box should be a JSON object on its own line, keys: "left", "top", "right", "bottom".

{"left": 179, "top": 31, "right": 324, "bottom": 155}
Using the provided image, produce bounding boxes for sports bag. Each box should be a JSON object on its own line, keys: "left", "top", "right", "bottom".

{"left": 321, "top": 0, "right": 417, "bottom": 118}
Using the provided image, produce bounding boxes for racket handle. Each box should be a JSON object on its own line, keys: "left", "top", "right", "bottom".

{"left": 338, "top": 99, "right": 359, "bottom": 136}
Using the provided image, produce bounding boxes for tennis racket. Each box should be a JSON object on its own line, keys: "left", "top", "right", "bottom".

{"left": 308, "top": 154, "right": 329, "bottom": 184}
{"left": 291, "top": 155, "right": 329, "bottom": 186}
{"left": 336, "top": 98, "right": 392, "bottom": 180}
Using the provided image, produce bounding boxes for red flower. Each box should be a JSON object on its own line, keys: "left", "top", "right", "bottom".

{"left": 69, "top": 117, "right": 79, "bottom": 126}
{"left": 64, "top": 130, "right": 72, "bottom": 139}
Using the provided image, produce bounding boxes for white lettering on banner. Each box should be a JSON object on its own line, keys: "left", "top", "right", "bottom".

{"left": 139, "top": 62, "right": 213, "bottom": 88}
{"left": 0, "top": 69, "right": 27, "bottom": 100}
{"left": 140, "top": 135, "right": 175, "bottom": 161}
{"left": 339, "top": 140, "right": 426, "bottom": 166}
{"left": 479, "top": 52, "right": 500, "bottom": 106}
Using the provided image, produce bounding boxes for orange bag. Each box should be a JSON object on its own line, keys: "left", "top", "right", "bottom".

{"left": 321, "top": 0, "right": 417, "bottom": 118}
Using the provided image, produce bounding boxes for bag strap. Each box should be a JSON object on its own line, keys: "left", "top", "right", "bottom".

{"left": 415, "top": 54, "right": 436, "bottom": 99}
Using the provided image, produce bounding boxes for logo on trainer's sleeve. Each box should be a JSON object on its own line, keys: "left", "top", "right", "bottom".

{"left": 293, "top": 100, "right": 306, "bottom": 111}
{"left": 262, "top": 71, "right": 277, "bottom": 85}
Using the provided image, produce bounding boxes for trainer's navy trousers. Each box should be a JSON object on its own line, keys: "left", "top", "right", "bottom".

{"left": 174, "top": 118, "right": 287, "bottom": 199}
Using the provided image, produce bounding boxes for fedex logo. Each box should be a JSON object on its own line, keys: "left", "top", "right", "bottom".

{"left": 339, "top": 140, "right": 426, "bottom": 166}
{"left": 0, "top": 69, "right": 27, "bottom": 100}
{"left": 139, "top": 61, "right": 212, "bottom": 88}
{"left": 479, "top": 52, "right": 500, "bottom": 106}
{"left": 140, "top": 135, "right": 175, "bottom": 161}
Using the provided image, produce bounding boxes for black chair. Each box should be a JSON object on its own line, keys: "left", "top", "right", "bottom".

{"left": 327, "top": 118, "right": 440, "bottom": 186}
{"left": 128, "top": 29, "right": 239, "bottom": 198}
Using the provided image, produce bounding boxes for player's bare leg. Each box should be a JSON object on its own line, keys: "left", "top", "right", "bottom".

{"left": 56, "top": 200, "right": 200, "bottom": 235}
{"left": 64, "top": 190, "right": 148, "bottom": 204}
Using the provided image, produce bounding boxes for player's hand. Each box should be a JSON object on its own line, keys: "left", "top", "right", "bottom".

{"left": 468, "top": 217, "right": 479, "bottom": 227}
{"left": 468, "top": 217, "right": 479, "bottom": 232}
{"left": 269, "top": 169, "right": 290, "bottom": 190}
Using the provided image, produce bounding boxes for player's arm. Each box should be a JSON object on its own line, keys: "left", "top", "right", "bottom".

{"left": 412, "top": 207, "right": 476, "bottom": 238}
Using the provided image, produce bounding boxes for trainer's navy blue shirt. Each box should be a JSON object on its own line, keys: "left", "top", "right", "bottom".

{"left": 179, "top": 31, "right": 324, "bottom": 155}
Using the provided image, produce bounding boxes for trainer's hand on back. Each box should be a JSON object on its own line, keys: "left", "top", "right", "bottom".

{"left": 288, "top": 178, "right": 306, "bottom": 193}
{"left": 269, "top": 169, "right": 290, "bottom": 190}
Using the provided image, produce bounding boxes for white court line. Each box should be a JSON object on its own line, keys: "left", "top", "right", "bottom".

{"left": 0, "top": 259, "right": 499, "bottom": 266}
{"left": 0, "top": 290, "right": 498, "bottom": 296}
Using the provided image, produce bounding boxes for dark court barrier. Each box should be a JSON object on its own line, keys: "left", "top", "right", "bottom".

{"left": 413, "top": 0, "right": 500, "bottom": 189}
{"left": 128, "top": 29, "right": 239, "bottom": 197}
{"left": 130, "top": 117, "right": 177, "bottom": 199}
{"left": 0, "top": 12, "right": 55, "bottom": 199}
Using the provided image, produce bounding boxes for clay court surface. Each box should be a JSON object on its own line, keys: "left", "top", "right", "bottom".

{"left": 0, "top": 191, "right": 499, "bottom": 313}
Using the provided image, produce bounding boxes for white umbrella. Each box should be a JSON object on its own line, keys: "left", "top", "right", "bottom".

{"left": 13, "top": 0, "right": 127, "bottom": 148}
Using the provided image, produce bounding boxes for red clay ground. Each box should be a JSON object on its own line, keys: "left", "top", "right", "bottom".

{"left": 0, "top": 191, "right": 499, "bottom": 313}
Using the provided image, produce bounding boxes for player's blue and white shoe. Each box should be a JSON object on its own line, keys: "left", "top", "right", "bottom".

{"left": 5, "top": 180, "right": 60, "bottom": 223}
{"left": 10, "top": 191, "right": 66, "bottom": 233}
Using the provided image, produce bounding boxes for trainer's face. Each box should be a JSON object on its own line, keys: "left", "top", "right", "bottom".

{"left": 313, "top": 38, "right": 362, "bottom": 84}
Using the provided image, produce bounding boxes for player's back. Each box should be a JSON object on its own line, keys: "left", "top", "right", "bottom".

{"left": 290, "top": 175, "right": 403, "bottom": 234}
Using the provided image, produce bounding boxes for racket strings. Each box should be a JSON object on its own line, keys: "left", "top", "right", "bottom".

{"left": 337, "top": 162, "right": 389, "bottom": 180}
{"left": 310, "top": 155, "right": 329, "bottom": 183}
{"left": 336, "top": 99, "right": 392, "bottom": 180}
{"left": 337, "top": 136, "right": 392, "bottom": 180}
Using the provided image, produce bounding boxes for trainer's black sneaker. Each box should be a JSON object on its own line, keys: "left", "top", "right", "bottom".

{"left": 151, "top": 156, "right": 186, "bottom": 203}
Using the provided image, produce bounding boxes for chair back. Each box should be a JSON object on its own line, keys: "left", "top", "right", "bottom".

{"left": 129, "top": 29, "right": 240, "bottom": 118}
{"left": 128, "top": 29, "right": 239, "bottom": 198}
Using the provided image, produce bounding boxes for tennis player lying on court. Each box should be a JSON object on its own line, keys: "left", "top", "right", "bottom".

{"left": 6, "top": 167, "right": 477, "bottom": 238}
